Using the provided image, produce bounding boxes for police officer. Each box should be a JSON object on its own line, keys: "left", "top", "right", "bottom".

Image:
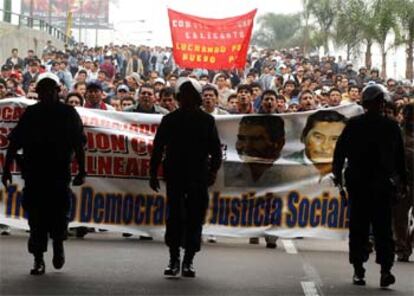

{"left": 2, "top": 72, "right": 86, "bottom": 275}
{"left": 333, "top": 84, "right": 407, "bottom": 288}
{"left": 149, "top": 77, "right": 222, "bottom": 278}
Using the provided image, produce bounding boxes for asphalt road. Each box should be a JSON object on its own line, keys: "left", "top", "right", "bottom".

{"left": 1, "top": 230, "right": 413, "bottom": 296}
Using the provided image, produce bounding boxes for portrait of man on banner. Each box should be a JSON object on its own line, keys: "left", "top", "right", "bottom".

{"left": 224, "top": 115, "right": 286, "bottom": 187}
{"left": 286, "top": 110, "right": 347, "bottom": 178}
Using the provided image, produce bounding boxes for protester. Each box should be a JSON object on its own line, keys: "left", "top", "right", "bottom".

{"left": 120, "top": 96, "right": 135, "bottom": 110}
{"left": 125, "top": 51, "right": 144, "bottom": 77}
{"left": 159, "top": 87, "right": 177, "bottom": 112}
{"left": 214, "top": 73, "right": 233, "bottom": 108}
{"left": 201, "top": 85, "right": 229, "bottom": 115}
{"left": 226, "top": 93, "right": 239, "bottom": 114}
{"left": 298, "top": 90, "right": 317, "bottom": 111}
{"left": 392, "top": 103, "right": 414, "bottom": 262}
{"left": 258, "top": 90, "right": 278, "bottom": 114}
{"left": 22, "top": 61, "right": 40, "bottom": 92}
{"left": 73, "top": 81, "right": 87, "bottom": 98}
{"left": 5, "top": 48, "right": 24, "bottom": 69}
{"left": 1, "top": 41, "right": 413, "bottom": 262}
{"left": 0, "top": 78, "right": 7, "bottom": 99}
{"left": 84, "top": 80, "right": 114, "bottom": 110}
{"left": 125, "top": 84, "right": 168, "bottom": 114}
{"left": 236, "top": 84, "right": 254, "bottom": 114}
{"left": 115, "top": 84, "right": 130, "bottom": 100}
{"left": 328, "top": 88, "right": 343, "bottom": 107}
{"left": 65, "top": 92, "right": 84, "bottom": 107}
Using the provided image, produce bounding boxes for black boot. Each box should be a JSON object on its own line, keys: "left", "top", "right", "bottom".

{"left": 380, "top": 265, "right": 395, "bottom": 288}
{"left": 352, "top": 263, "right": 365, "bottom": 286}
{"left": 30, "top": 254, "right": 45, "bottom": 275}
{"left": 52, "top": 240, "right": 65, "bottom": 269}
{"left": 164, "top": 248, "right": 180, "bottom": 277}
{"left": 182, "top": 251, "right": 196, "bottom": 278}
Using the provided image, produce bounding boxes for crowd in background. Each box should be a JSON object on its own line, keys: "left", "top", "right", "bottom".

{"left": 0, "top": 42, "right": 413, "bottom": 256}
{"left": 0, "top": 41, "right": 412, "bottom": 124}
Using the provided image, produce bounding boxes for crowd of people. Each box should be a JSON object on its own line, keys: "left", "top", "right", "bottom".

{"left": 0, "top": 41, "right": 412, "bottom": 260}
{"left": 0, "top": 42, "right": 412, "bottom": 122}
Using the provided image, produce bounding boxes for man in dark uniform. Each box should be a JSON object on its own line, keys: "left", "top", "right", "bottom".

{"left": 2, "top": 72, "right": 86, "bottom": 275}
{"left": 333, "top": 84, "right": 407, "bottom": 288}
{"left": 149, "top": 77, "right": 222, "bottom": 278}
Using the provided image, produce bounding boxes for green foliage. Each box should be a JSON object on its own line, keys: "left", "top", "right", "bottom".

{"left": 334, "top": 0, "right": 367, "bottom": 56}
{"left": 252, "top": 0, "right": 413, "bottom": 71}
{"left": 396, "top": 0, "right": 414, "bottom": 43}
{"left": 306, "top": 0, "right": 339, "bottom": 53}
{"left": 252, "top": 13, "right": 302, "bottom": 49}
{"left": 371, "top": 0, "right": 401, "bottom": 50}
{"left": 307, "top": 0, "right": 338, "bottom": 31}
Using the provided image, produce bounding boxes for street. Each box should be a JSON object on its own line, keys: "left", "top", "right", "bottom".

{"left": 1, "top": 230, "right": 413, "bottom": 296}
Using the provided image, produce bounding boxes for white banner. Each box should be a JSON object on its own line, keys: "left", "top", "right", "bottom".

{"left": 0, "top": 98, "right": 363, "bottom": 239}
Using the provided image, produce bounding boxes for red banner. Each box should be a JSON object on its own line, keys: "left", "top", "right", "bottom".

{"left": 168, "top": 9, "right": 257, "bottom": 70}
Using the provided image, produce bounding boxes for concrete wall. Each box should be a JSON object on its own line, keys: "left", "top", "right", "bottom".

{"left": 0, "top": 22, "right": 66, "bottom": 64}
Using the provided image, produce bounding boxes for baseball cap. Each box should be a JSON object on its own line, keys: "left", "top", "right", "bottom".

{"left": 36, "top": 72, "right": 60, "bottom": 85}
{"left": 117, "top": 84, "right": 130, "bottom": 92}
{"left": 154, "top": 77, "right": 165, "bottom": 85}
{"left": 1, "top": 64, "right": 11, "bottom": 71}
{"left": 129, "top": 73, "right": 141, "bottom": 85}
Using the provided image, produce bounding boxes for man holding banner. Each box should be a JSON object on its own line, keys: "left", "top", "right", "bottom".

{"left": 150, "top": 77, "right": 222, "bottom": 278}
{"left": 2, "top": 72, "right": 86, "bottom": 275}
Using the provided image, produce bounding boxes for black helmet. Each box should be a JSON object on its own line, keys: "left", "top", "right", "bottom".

{"left": 362, "top": 84, "right": 390, "bottom": 104}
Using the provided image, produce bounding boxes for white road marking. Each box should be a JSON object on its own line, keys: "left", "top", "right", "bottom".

{"left": 301, "top": 281, "right": 320, "bottom": 296}
{"left": 302, "top": 261, "right": 323, "bottom": 286}
{"left": 282, "top": 239, "right": 298, "bottom": 254}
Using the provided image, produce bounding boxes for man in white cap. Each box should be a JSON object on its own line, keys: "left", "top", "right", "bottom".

{"left": 149, "top": 77, "right": 222, "bottom": 278}
{"left": 2, "top": 72, "right": 86, "bottom": 275}
{"left": 153, "top": 77, "right": 166, "bottom": 92}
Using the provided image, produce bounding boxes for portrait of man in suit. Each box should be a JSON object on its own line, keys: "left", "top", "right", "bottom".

{"left": 287, "top": 110, "right": 347, "bottom": 177}
{"left": 224, "top": 115, "right": 286, "bottom": 187}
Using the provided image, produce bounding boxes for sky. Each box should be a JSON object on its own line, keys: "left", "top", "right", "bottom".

{"left": 99, "top": 0, "right": 303, "bottom": 46}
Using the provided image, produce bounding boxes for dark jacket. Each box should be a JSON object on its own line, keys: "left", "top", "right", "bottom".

{"left": 6, "top": 57, "right": 24, "bottom": 69}
{"left": 150, "top": 108, "right": 222, "bottom": 185}
{"left": 333, "top": 113, "right": 407, "bottom": 191}
{"left": 8, "top": 102, "right": 86, "bottom": 185}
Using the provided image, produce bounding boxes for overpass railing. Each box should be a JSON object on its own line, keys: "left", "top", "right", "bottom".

{"left": 0, "top": 9, "right": 76, "bottom": 46}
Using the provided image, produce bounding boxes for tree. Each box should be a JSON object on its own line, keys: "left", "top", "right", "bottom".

{"left": 302, "top": 0, "right": 311, "bottom": 56}
{"left": 359, "top": 3, "right": 377, "bottom": 70}
{"left": 397, "top": 0, "right": 414, "bottom": 81}
{"left": 306, "top": 0, "right": 338, "bottom": 54}
{"left": 370, "top": 0, "right": 401, "bottom": 78}
{"left": 252, "top": 13, "right": 301, "bottom": 49}
{"left": 334, "top": 0, "right": 367, "bottom": 60}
